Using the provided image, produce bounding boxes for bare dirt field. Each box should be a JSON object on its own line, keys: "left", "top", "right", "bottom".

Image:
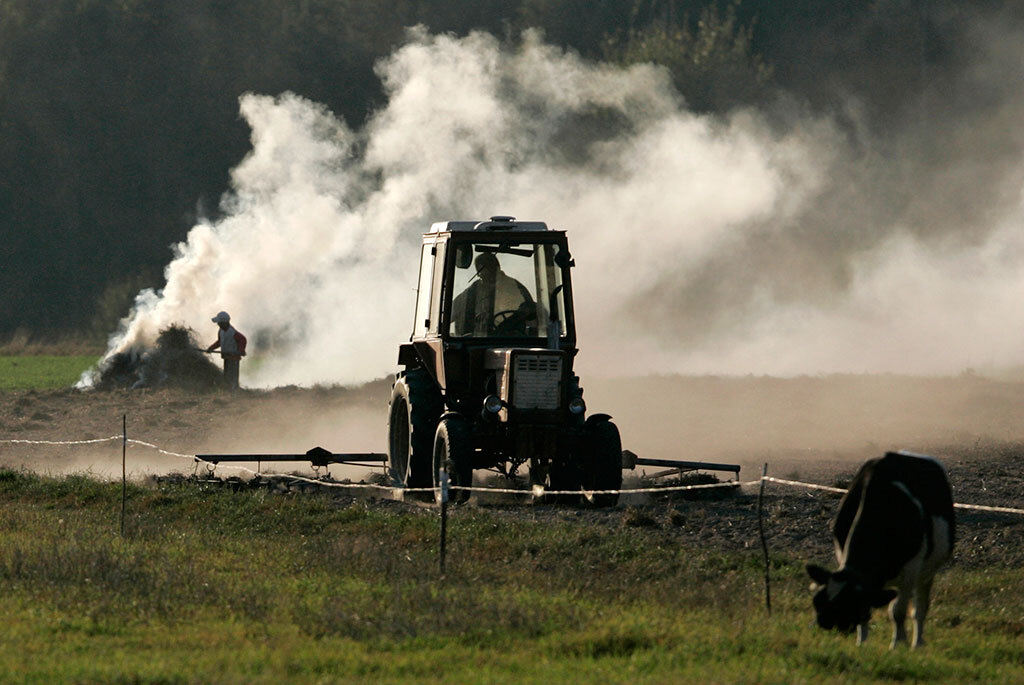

{"left": 1, "top": 373, "right": 1022, "bottom": 571}
{"left": 0, "top": 378, "right": 393, "bottom": 478}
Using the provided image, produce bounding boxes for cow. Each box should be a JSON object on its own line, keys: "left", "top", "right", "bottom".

{"left": 805, "top": 451, "right": 955, "bottom": 648}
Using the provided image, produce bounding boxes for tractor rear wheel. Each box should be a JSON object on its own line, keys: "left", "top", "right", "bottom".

{"left": 433, "top": 415, "right": 473, "bottom": 504}
{"left": 583, "top": 418, "right": 622, "bottom": 507}
{"left": 386, "top": 368, "right": 443, "bottom": 490}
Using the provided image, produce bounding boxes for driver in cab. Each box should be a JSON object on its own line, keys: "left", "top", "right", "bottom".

{"left": 451, "top": 252, "right": 536, "bottom": 336}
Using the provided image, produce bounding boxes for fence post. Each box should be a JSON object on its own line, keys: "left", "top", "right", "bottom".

{"left": 438, "top": 469, "right": 449, "bottom": 576}
{"left": 120, "top": 414, "right": 127, "bottom": 537}
{"left": 757, "top": 462, "right": 771, "bottom": 614}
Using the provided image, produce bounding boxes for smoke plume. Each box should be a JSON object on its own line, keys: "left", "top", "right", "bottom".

{"left": 83, "top": 21, "right": 1024, "bottom": 388}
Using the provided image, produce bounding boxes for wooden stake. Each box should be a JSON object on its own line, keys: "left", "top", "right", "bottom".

{"left": 439, "top": 469, "right": 449, "bottom": 576}
{"left": 120, "top": 414, "right": 127, "bottom": 537}
{"left": 757, "top": 462, "right": 771, "bottom": 614}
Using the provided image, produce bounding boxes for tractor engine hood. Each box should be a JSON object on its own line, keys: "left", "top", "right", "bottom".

{"left": 484, "top": 348, "right": 566, "bottom": 414}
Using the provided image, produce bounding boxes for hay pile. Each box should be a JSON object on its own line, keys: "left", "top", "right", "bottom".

{"left": 95, "top": 325, "right": 223, "bottom": 391}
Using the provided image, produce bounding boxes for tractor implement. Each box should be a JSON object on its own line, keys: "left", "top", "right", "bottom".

{"left": 621, "top": 450, "right": 740, "bottom": 478}
{"left": 195, "top": 446, "right": 387, "bottom": 468}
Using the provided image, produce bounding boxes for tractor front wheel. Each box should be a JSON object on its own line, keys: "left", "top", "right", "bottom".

{"left": 433, "top": 415, "right": 473, "bottom": 504}
{"left": 583, "top": 418, "right": 622, "bottom": 507}
{"left": 536, "top": 457, "right": 583, "bottom": 505}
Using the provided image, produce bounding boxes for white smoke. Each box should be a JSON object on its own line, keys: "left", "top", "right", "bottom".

{"left": 83, "top": 27, "right": 1024, "bottom": 388}
{"left": 678, "top": 213, "right": 1024, "bottom": 375}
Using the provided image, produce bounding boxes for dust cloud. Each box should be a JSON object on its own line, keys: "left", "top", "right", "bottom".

{"left": 82, "top": 18, "right": 1024, "bottom": 390}
{"left": 584, "top": 373, "right": 1024, "bottom": 477}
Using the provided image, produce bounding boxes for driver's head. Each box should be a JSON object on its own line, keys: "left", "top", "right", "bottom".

{"left": 474, "top": 252, "right": 499, "bottom": 281}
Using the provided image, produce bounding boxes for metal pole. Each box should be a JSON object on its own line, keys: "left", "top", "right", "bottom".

{"left": 121, "top": 414, "right": 127, "bottom": 537}
{"left": 757, "top": 462, "right": 771, "bottom": 614}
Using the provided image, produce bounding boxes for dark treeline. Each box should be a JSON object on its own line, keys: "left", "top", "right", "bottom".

{"left": 0, "top": 0, "right": 998, "bottom": 338}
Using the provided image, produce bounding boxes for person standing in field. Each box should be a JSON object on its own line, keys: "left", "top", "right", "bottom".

{"left": 206, "top": 311, "right": 247, "bottom": 390}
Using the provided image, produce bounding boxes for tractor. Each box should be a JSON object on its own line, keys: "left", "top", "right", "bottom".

{"left": 386, "top": 216, "right": 622, "bottom": 505}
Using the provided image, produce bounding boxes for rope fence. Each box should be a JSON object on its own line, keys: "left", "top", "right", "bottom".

{"left": 761, "top": 476, "right": 846, "bottom": 494}
{"left": 3, "top": 431, "right": 1023, "bottom": 515}
{"left": 0, "top": 435, "right": 123, "bottom": 446}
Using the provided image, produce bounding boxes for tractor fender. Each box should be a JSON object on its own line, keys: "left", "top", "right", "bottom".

{"left": 585, "top": 413, "right": 612, "bottom": 426}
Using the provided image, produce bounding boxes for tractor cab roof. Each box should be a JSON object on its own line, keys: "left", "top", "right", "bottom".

{"left": 428, "top": 216, "right": 550, "bottom": 234}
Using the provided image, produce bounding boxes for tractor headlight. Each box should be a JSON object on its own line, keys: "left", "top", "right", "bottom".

{"left": 568, "top": 397, "right": 586, "bottom": 414}
{"left": 483, "top": 394, "right": 503, "bottom": 414}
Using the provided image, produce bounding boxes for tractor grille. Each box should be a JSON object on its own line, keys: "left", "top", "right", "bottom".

{"left": 511, "top": 354, "right": 562, "bottom": 409}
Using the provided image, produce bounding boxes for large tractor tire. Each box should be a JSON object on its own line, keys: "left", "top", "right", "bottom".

{"left": 432, "top": 414, "right": 474, "bottom": 504}
{"left": 386, "top": 368, "right": 443, "bottom": 489}
{"left": 582, "top": 417, "right": 622, "bottom": 507}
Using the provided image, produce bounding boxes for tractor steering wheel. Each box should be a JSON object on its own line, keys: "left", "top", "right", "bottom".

{"left": 492, "top": 304, "right": 539, "bottom": 336}
{"left": 492, "top": 309, "right": 519, "bottom": 327}
{"left": 490, "top": 309, "right": 521, "bottom": 335}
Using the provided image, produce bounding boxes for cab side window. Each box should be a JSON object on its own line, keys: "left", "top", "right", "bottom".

{"left": 413, "top": 243, "right": 434, "bottom": 339}
{"left": 428, "top": 242, "right": 446, "bottom": 334}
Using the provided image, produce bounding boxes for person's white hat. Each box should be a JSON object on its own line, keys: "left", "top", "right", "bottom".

{"left": 212, "top": 311, "right": 231, "bottom": 323}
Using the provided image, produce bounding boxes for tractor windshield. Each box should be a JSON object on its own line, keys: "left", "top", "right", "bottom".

{"left": 449, "top": 242, "right": 568, "bottom": 339}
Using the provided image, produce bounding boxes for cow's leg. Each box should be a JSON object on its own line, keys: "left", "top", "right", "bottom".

{"left": 889, "top": 590, "right": 911, "bottom": 648}
{"left": 857, "top": 622, "right": 869, "bottom": 645}
{"left": 911, "top": 578, "right": 933, "bottom": 648}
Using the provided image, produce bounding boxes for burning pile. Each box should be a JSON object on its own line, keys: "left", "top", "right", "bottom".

{"left": 94, "top": 325, "right": 223, "bottom": 391}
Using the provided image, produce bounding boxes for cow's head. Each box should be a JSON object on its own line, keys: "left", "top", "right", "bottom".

{"left": 806, "top": 564, "right": 897, "bottom": 633}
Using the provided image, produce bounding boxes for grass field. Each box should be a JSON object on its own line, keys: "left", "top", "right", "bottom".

{"left": 0, "top": 471, "right": 1021, "bottom": 684}
{"left": 0, "top": 355, "right": 99, "bottom": 390}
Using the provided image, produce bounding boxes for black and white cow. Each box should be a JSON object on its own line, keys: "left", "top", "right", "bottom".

{"left": 806, "top": 451, "right": 955, "bottom": 648}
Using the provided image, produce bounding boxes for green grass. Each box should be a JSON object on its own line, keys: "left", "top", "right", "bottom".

{"left": 0, "top": 355, "right": 99, "bottom": 390}
{"left": 0, "top": 471, "right": 1020, "bottom": 683}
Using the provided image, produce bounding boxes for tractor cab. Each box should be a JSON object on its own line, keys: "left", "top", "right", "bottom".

{"left": 399, "top": 217, "right": 579, "bottom": 413}
{"left": 410, "top": 217, "right": 574, "bottom": 344}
